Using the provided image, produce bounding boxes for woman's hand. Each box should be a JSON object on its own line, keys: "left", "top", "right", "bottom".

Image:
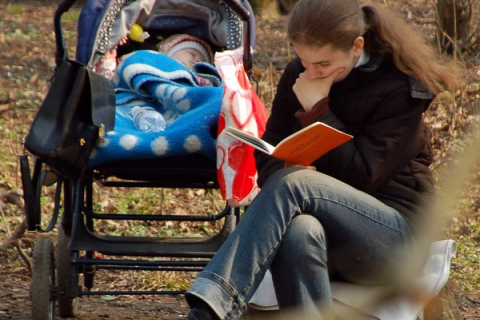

{"left": 293, "top": 68, "right": 344, "bottom": 112}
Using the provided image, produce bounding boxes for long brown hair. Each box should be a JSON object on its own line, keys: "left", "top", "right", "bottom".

{"left": 287, "top": 0, "right": 463, "bottom": 94}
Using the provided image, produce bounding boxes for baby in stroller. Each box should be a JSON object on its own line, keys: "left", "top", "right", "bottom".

{"left": 157, "top": 33, "right": 218, "bottom": 86}
{"left": 158, "top": 34, "right": 214, "bottom": 72}
{"left": 88, "top": 14, "right": 227, "bottom": 166}
{"left": 98, "top": 29, "right": 217, "bottom": 87}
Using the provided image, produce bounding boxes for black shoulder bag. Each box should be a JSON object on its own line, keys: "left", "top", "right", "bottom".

{"left": 24, "top": 0, "right": 115, "bottom": 178}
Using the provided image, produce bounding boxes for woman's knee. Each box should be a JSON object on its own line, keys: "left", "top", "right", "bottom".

{"left": 265, "top": 167, "right": 302, "bottom": 186}
{"left": 264, "top": 168, "right": 319, "bottom": 193}
{"left": 278, "top": 215, "right": 327, "bottom": 259}
{"left": 265, "top": 167, "right": 339, "bottom": 194}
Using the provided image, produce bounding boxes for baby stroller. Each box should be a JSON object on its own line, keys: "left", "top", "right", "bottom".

{"left": 19, "top": 0, "right": 256, "bottom": 319}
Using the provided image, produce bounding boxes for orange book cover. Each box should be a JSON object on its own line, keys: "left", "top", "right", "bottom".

{"left": 224, "top": 122, "right": 353, "bottom": 166}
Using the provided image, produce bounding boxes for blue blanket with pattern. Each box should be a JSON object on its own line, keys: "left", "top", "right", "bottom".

{"left": 87, "top": 50, "right": 223, "bottom": 167}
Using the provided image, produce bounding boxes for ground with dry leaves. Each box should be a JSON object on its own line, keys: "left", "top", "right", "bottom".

{"left": 1, "top": 0, "right": 479, "bottom": 319}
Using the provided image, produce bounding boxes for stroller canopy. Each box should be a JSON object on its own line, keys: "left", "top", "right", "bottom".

{"left": 76, "top": 0, "right": 256, "bottom": 67}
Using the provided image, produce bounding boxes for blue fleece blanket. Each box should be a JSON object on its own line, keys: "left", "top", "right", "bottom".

{"left": 88, "top": 50, "right": 223, "bottom": 167}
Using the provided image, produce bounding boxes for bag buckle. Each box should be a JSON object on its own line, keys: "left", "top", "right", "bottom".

{"left": 99, "top": 123, "right": 105, "bottom": 139}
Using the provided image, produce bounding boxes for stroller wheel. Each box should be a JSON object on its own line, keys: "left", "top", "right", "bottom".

{"left": 31, "top": 239, "right": 56, "bottom": 320}
{"left": 57, "top": 225, "right": 78, "bottom": 318}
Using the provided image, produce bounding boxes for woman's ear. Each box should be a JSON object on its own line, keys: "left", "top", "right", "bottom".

{"left": 353, "top": 37, "right": 364, "bottom": 58}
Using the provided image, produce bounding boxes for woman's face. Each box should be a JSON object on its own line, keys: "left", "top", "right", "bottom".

{"left": 291, "top": 37, "right": 364, "bottom": 82}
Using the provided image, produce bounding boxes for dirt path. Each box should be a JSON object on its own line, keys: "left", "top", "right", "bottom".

{"left": 1, "top": 284, "right": 189, "bottom": 320}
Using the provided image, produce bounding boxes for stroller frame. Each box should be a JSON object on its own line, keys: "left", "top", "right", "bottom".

{"left": 20, "top": 0, "right": 255, "bottom": 318}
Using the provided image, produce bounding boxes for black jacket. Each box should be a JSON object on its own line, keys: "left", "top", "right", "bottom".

{"left": 255, "top": 54, "right": 435, "bottom": 232}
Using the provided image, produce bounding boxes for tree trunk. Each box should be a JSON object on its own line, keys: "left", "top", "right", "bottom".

{"left": 436, "top": 0, "right": 472, "bottom": 54}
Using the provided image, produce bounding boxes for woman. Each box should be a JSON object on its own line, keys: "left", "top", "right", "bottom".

{"left": 183, "top": 0, "right": 463, "bottom": 319}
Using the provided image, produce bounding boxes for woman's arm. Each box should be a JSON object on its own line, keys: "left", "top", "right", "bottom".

{"left": 255, "top": 61, "right": 304, "bottom": 187}
{"left": 312, "top": 85, "right": 430, "bottom": 193}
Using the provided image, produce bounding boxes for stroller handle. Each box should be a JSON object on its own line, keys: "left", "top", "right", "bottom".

{"left": 54, "top": 0, "right": 78, "bottom": 65}
{"left": 54, "top": 0, "right": 253, "bottom": 74}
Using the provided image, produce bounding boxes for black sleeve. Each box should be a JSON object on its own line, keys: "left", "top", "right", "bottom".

{"left": 255, "top": 59, "right": 304, "bottom": 187}
{"left": 312, "top": 86, "right": 430, "bottom": 193}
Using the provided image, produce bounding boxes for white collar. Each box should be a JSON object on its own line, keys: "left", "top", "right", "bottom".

{"left": 354, "top": 50, "right": 369, "bottom": 68}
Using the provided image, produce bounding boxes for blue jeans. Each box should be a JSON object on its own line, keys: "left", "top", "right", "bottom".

{"left": 186, "top": 168, "right": 424, "bottom": 319}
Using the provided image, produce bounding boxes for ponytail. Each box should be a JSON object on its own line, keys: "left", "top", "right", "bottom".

{"left": 361, "top": 3, "right": 463, "bottom": 94}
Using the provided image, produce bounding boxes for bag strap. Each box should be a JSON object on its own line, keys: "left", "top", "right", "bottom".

{"left": 87, "top": 68, "right": 116, "bottom": 131}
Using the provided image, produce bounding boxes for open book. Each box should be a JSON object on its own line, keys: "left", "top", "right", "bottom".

{"left": 224, "top": 122, "right": 353, "bottom": 166}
